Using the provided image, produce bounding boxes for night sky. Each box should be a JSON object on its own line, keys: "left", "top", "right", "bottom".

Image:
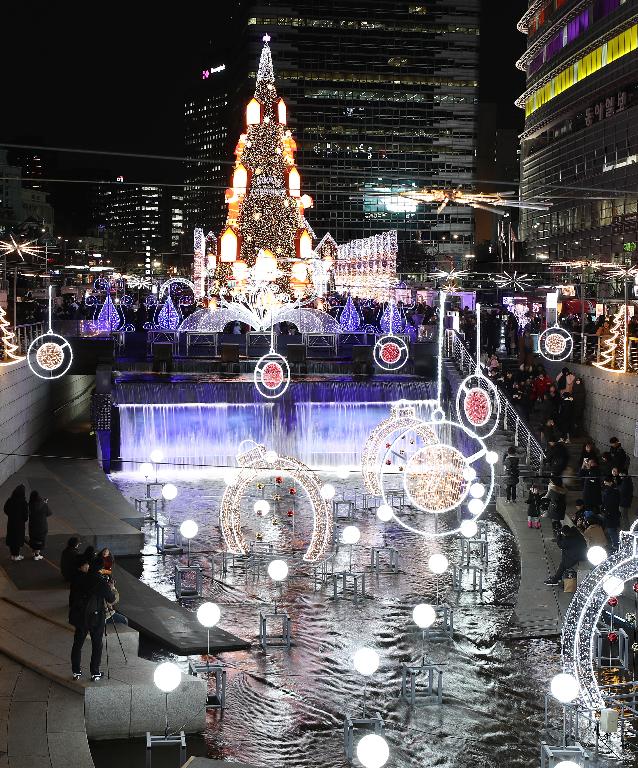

{"left": 1, "top": 2, "right": 527, "bottom": 234}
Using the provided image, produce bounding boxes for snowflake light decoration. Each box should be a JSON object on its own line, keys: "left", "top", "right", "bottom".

{"left": 429, "top": 268, "right": 469, "bottom": 290}
{"left": 0, "top": 235, "right": 42, "bottom": 263}
{"left": 492, "top": 271, "right": 532, "bottom": 291}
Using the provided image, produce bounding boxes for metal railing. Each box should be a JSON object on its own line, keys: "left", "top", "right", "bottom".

{"left": 536, "top": 331, "right": 638, "bottom": 371}
{"left": 13, "top": 323, "right": 45, "bottom": 354}
{"left": 445, "top": 329, "right": 546, "bottom": 474}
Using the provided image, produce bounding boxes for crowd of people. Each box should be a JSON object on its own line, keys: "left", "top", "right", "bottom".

{"left": 3, "top": 487, "right": 125, "bottom": 682}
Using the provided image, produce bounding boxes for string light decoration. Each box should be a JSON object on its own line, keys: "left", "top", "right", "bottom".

{"left": 85, "top": 277, "right": 136, "bottom": 334}
{"left": 0, "top": 304, "right": 24, "bottom": 366}
{"left": 539, "top": 324, "right": 573, "bottom": 362}
{"left": 492, "top": 271, "right": 531, "bottom": 292}
{"left": 339, "top": 294, "right": 363, "bottom": 332}
{"left": 561, "top": 521, "right": 638, "bottom": 710}
{"left": 254, "top": 351, "right": 290, "bottom": 399}
{"left": 429, "top": 268, "right": 469, "bottom": 292}
{"left": 212, "top": 36, "right": 315, "bottom": 300}
{"left": 373, "top": 335, "right": 409, "bottom": 371}
{"left": 593, "top": 305, "right": 628, "bottom": 373}
{"left": 192, "top": 227, "right": 214, "bottom": 298}
{"left": 152, "top": 278, "right": 196, "bottom": 331}
{"left": 219, "top": 443, "right": 332, "bottom": 562}
{"left": 0, "top": 235, "right": 42, "bottom": 263}
{"left": 503, "top": 298, "right": 532, "bottom": 330}
{"left": 27, "top": 285, "right": 73, "bottom": 379}
{"left": 455, "top": 303, "right": 500, "bottom": 438}
{"left": 333, "top": 231, "right": 398, "bottom": 302}
{"left": 399, "top": 187, "right": 549, "bottom": 213}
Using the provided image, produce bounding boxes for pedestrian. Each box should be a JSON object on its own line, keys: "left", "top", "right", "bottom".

{"left": 609, "top": 437, "right": 629, "bottom": 472}
{"left": 558, "top": 391, "right": 574, "bottom": 444}
{"left": 3, "top": 485, "right": 29, "bottom": 561}
{"left": 601, "top": 476, "right": 621, "bottom": 550}
{"left": 27, "top": 491, "right": 51, "bottom": 561}
{"left": 544, "top": 524, "right": 588, "bottom": 586}
{"left": 95, "top": 548, "right": 114, "bottom": 576}
{"left": 503, "top": 446, "right": 520, "bottom": 503}
{"left": 526, "top": 484, "right": 543, "bottom": 528}
{"left": 546, "top": 438, "right": 569, "bottom": 478}
{"left": 579, "top": 457, "right": 602, "bottom": 514}
{"left": 543, "top": 475, "right": 567, "bottom": 536}
{"left": 616, "top": 468, "right": 634, "bottom": 529}
{"left": 571, "top": 377, "right": 586, "bottom": 436}
{"left": 579, "top": 441, "right": 599, "bottom": 466}
{"left": 69, "top": 557, "right": 116, "bottom": 681}
{"left": 60, "top": 537, "right": 81, "bottom": 582}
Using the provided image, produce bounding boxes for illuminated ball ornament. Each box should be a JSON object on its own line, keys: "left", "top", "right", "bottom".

{"left": 376, "top": 504, "right": 393, "bottom": 522}
{"left": 356, "top": 734, "right": 389, "bottom": 768}
{"left": 161, "top": 483, "right": 178, "bottom": 501}
{"left": 254, "top": 352, "right": 290, "bottom": 399}
{"left": 373, "top": 335, "right": 409, "bottom": 371}
{"left": 341, "top": 525, "right": 360, "bottom": 545}
{"left": 412, "top": 603, "right": 436, "bottom": 629}
{"left": 353, "top": 647, "right": 380, "bottom": 676}
{"left": 267, "top": 559, "right": 289, "bottom": 582}
{"left": 460, "top": 519, "right": 478, "bottom": 538}
{"left": 456, "top": 375, "right": 499, "bottom": 438}
{"left": 27, "top": 333, "right": 73, "bottom": 380}
{"left": 550, "top": 672, "right": 579, "bottom": 704}
{"left": 196, "top": 602, "right": 221, "bottom": 628}
{"left": 404, "top": 444, "right": 469, "bottom": 514}
{"left": 153, "top": 662, "right": 181, "bottom": 693}
{"left": 539, "top": 325, "right": 573, "bottom": 362}
{"left": 463, "top": 388, "right": 491, "bottom": 426}
{"left": 428, "top": 553, "right": 449, "bottom": 575}
{"left": 36, "top": 342, "right": 64, "bottom": 370}
{"left": 179, "top": 520, "right": 198, "bottom": 539}
{"left": 586, "top": 546, "right": 607, "bottom": 566}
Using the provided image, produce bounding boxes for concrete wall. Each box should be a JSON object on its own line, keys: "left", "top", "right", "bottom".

{"left": 0, "top": 361, "right": 93, "bottom": 486}
{"left": 544, "top": 360, "right": 638, "bottom": 457}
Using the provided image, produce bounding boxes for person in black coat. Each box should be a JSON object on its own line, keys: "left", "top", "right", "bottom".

{"left": 546, "top": 439, "right": 569, "bottom": 478}
{"left": 602, "top": 477, "right": 621, "bottom": 550}
{"left": 60, "top": 537, "right": 81, "bottom": 582}
{"left": 545, "top": 525, "right": 588, "bottom": 585}
{"left": 526, "top": 484, "right": 543, "bottom": 528}
{"left": 27, "top": 491, "right": 51, "bottom": 561}
{"left": 579, "top": 457, "right": 602, "bottom": 514}
{"left": 69, "top": 557, "right": 116, "bottom": 681}
{"left": 3, "top": 485, "right": 29, "bottom": 561}
{"left": 503, "top": 447, "right": 520, "bottom": 503}
{"left": 615, "top": 468, "right": 634, "bottom": 529}
{"left": 543, "top": 475, "right": 568, "bottom": 535}
{"left": 609, "top": 437, "right": 629, "bottom": 473}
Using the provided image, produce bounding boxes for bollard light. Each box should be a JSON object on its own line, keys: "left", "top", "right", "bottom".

{"left": 197, "top": 602, "right": 221, "bottom": 659}
{"left": 460, "top": 519, "right": 478, "bottom": 538}
{"left": 154, "top": 662, "right": 181, "bottom": 693}
{"left": 341, "top": 525, "right": 360, "bottom": 545}
{"left": 550, "top": 672, "right": 579, "bottom": 704}
{"left": 162, "top": 483, "right": 178, "bottom": 501}
{"left": 356, "top": 733, "right": 389, "bottom": 768}
{"left": 320, "top": 483, "right": 336, "bottom": 500}
{"left": 150, "top": 449, "right": 164, "bottom": 464}
{"left": 376, "top": 504, "right": 393, "bottom": 522}
{"left": 180, "top": 520, "right": 198, "bottom": 539}
{"left": 413, "top": 603, "right": 436, "bottom": 629}
{"left": 428, "top": 553, "right": 449, "bottom": 575}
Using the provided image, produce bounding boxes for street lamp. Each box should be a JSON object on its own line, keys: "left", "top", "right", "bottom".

{"left": 179, "top": 520, "right": 198, "bottom": 565}
{"left": 196, "top": 602, "right": 221, "bottom": 662}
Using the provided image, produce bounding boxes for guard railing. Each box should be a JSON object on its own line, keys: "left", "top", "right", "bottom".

{"left": 14, "top": 322, "right": 45, "bottom": 354}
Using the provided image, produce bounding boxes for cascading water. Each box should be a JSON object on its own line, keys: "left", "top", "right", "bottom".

{"left": 115, "top": 379, "right": 434, "bottom": 469}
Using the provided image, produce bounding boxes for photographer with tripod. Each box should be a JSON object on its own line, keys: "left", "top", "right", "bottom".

{"left": 69, "top": 556, "right": 116, "bottom": 682}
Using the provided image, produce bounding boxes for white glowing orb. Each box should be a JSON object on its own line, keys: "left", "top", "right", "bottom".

{"left": 412, "top": 603, "right": 436, "bottom": 629}
{"left": 462, "top": 466, "right": 477, "bottom": 482}
{"left": 320, "top": 483, "right": 336, "bottom": 500}
{"left": 469, "top": 483, "right": 485, "bottom": 499}
{"left": 376, "top": 504, "right": 393, "bottom": 522}
{"left": 486, "top": 451, "right": 499, "bottom": 465}
{"left": 36, "top": 341, "right": 64, "bottom": 370}
{"left": 150, "top": 449, "right": 164, "bottom": 463}
{"left": 264, "top": 450, "right": 278, "bottom": 463}
{"left": 460, "top": 519, "right": 478, "bottom": 538}
{"left": 468, "top": 498, "right": 484, "bottom": 515}
{"left": 356, "top": 733, "right": 389, "bottom": 768}
{"left": 550, "top": 672, "right": 580, "bottom": 704}
{"left": 341, "top": 525, "right": 361, "bottom": 545}
{"left": 153, "top": 662, "right": 181, "bottom": 693}
{"left": 179, "top": 520, "right": 198, "bottom": 539}
{"left": 161, "top": 483, "right": 178, "bottom": 501}
{"left": 224, "top": 470, "right": 239, "bottom": 486}
{"left": 139, "top": 462, "right": 153, "bottom": 478}
{"left": 196, "top": 602, "right": 221, "bottom": 628}
{"left": 335, "top": 467, "right": 350, "bottom": 480}
{"left": 267, "top": 559, "right": 289, "bottom": 582}
{"left": 602, "top": 575, "right": 624, "bottom": 596}
{"left": 428, "top": 553, "right": 449, "bottom": 575}
{"left": 353, "top": 647, "right": 380, "bottom": 676}
{"left": 254, "top": 500, "right": 270, "bottom": 515}
{"left": 586, "top": 546, "right": 607, "bottom": 566}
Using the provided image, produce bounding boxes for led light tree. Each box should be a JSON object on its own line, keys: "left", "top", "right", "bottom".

{"left": 0, "top": 305, "right": 24, "bottom": 365}
{"left": 214, "top": 35, "right": 314, "bottom": 296}
{"left": 594, "top": 305, "right": 628, "bottom": 372}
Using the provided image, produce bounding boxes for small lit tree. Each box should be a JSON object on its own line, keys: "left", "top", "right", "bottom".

{"left": 0, "top": 305, "right": 24, "bottom": 365}
{"left": 594, "top": 305, "right": 627, "bottom": 372}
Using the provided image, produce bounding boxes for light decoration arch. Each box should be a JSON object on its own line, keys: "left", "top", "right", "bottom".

{"left": 562, "top": 524, "right": 638, "bottom": 710}
{"left": 219, "top": 443, "right": 332, "bottom": 562}
{"left": 539, "top": 323, "right": 573, "bottom": 362}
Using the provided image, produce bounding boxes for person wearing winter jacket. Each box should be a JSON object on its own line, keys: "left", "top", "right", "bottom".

{"left": 615, "top": 468, "right": 634, "bottom": 529}
{"left": 579, "top": 457, "right": 602, "bottom": 514}
{"left": 543, "top": 476, "right": 568, "bottom": 535}
{"left": 27, "top": 491, "right": 51, "bottom": 561}
{"left": 602, "top": 477, "right": 621, "bottom": 550}
{"left": 69, "top": 557, "right": 116, "bottom": 681}
{"left": 544, "top": 524, "right": 588, "bottom": 586}
{"left": 609, "top": 437, "right": 629, "bottom": 473}
{"left": 546, "top": 439, "right": 569, "bottom": 478}
{"left": 578, "top": 515, "right": 608, "bottom": 550}
{"left": 3, "top": 485, "right": 29, "bottom": 561}
{"left": 503, "top": 447, "right": 520, "bottom": 503}
{"left": 526, "top": 484, "right": 543, "bottom": 528}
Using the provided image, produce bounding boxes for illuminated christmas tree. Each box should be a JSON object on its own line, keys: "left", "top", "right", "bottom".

{"left": 594, "top": 306, "right": 628, "bottom": 372}
{"left": 215, "top": 36, "right": 315, "bottom": 298}
{"left": 0, "top": 305, "right": 24, "bottom": 365}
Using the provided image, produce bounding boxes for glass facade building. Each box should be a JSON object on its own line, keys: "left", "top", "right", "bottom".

{"left": 518, "top": 0, "right": 638, "bottom": 263}
{"left": 191, "top": 0, "right": 480, "bottom": 281}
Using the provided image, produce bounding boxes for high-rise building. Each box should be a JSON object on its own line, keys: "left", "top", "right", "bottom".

{"left": 184, "top": 65, "right": 230, "bottom": 234}
{"left": 0, "top": 150, "right": 24, "bottom": 232}
{"left": 192, "top": 1, "right": 480, "bottom": 281}
{"left": 518, "top": 0, "right": 638, "bottom": 263}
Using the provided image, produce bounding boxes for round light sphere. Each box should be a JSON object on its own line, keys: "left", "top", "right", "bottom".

{"left": 462, "top": 466, "right": 477, "bottom": 482}
{"left": 196, "top": 602, "right": 221, "bottom": 628}
{"left": 405, "top": 444, "right": 468, "bottom": 513}
{"left": 550, "top": 672, "right": 579, "bottom": 704}
{"left": 139, "top": 462, "right": 153, "bottom": 478}
{"left": 486, "top": 451, "right": 499, "bottom": 465}
{"left": 267, "top": 559, "right": 289, "bottom": 582}
{"left": 469, "top": 483, "right": 485, "bottom": 499}
{"left": 264, "top": 450, "right": 278, "bottom": 463}
{"left": 341, "top": 525, "right": 361, "bottom": 545}
{"left": 376, "top": 504, "right": 393, "bottom": 522}
{"left": 586, "top": 546, "right": 607, "bottom": 566}
{"left": 153, "top": 662, "right": 181, "bottom": 693}
{"left": 320, "top": 483, "right": 336, "bottom": 500}
{"left": 603, "top": 575, "right": 625, "bottom": 596}
{"left": 161, "top": 483, "right": 178, "bottom": 501}
{"left": 35, "top": 341, "right": 64, "bottom": 371}
{"left": 428, "top": 553, "right": 449, "bottom": 575}
{"left": 468, "top": 498, "right": 484, "bottom": 516}
{"left": 353, "top": 647, "right": 380, "bottom": 676}
{"left": 356, "top": 733, "right": 389, "bottom": 768}
{"left": 179, "top": 520, "right": 198, "bottom": 539}
{"left": 554, "top": 762, "right": 580, "bottom": 768}
{"left": 335, "top": 467, "right": 350, "bottom": 480}
{"left": 254, "top": 500, "right": 270, "bottom": 515}
{"left": 150, "top": 449, "right": 164, "bottom": 463}
{"left": 460, "top": 519, "right": 478, "bottom": 538}
{"left": 412, "top": 603, "right": 437, "bottom": 629}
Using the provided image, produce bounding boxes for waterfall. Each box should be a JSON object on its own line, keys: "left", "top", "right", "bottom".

{"left": 116, "top": 379, "right": 434, "bottom": 470}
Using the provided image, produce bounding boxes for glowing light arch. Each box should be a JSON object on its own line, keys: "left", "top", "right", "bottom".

{"left": 219, "top": 444, "right": 332, "bottom": 562}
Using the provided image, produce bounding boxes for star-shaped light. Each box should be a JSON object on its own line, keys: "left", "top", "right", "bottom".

{"left": 602, "top": 264, "right": 638, "bottom": 280}
{"left": 0, "top": 235, "right": 42, "bottom": 262}
{"left": 492, "top": 271, "right": 532, "bottom": 291}
{"left": 429, "top": 268, "right": 469, "bottom": 284}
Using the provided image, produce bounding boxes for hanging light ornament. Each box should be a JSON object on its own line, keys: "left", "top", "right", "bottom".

{"left": 27, "top": 285, "right": 73, "bottom": 379}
